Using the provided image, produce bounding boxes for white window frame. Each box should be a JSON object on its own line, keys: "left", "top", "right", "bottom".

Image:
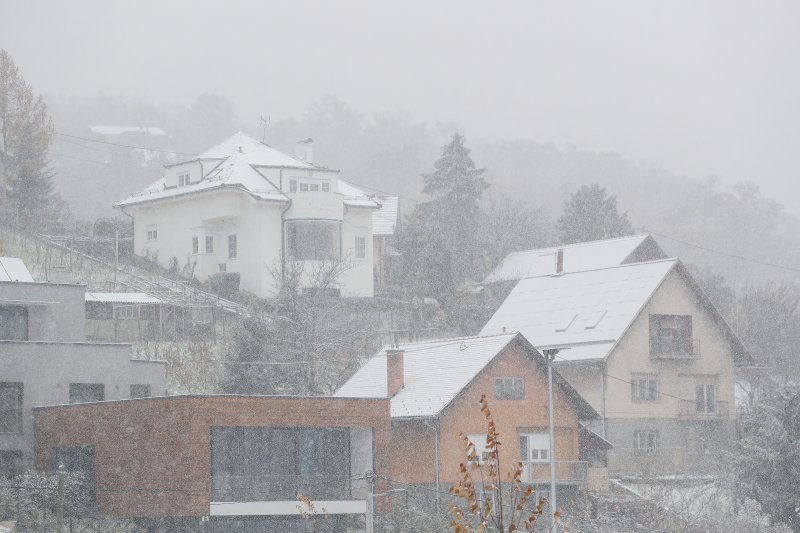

{"left": 228, "top": 234, "right": 237, "bottom": 259}
{"left": 321, "top": 182, "right": 330, "bottom": 192}
{"left": 178, "top": 172, "right": 190, "bottom": 187}
{"left": 695, "top": 383, "right": 717, "bottom": 414}
{"left": 631, "top": 374, "right": 659, "bottom": 402}
{"left": 467, "top": 434, "right": 492, "bottom": 464}
{"left": 519, "top": 432, "right": 550, "bottom": 462}
{"left": 205, "top": 235, "right": 214, "bottom": 254}
{"left": 494, "top": 377, "right": 524, "bottom": 400}
{"left": 145, "top": 226, "right": 158, "bottom": 242}
{"left": 633, "top": 430, "right": 659, "bottom": 455}
{"left": 354, "top": 235, "right": 367, "bottom": 260}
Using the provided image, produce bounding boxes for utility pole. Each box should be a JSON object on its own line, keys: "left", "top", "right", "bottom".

{"left": 56, "top": 463, "right": 65, "bottom": 532}
{"left": 543, "top": 348, "right": 560, "bottom": 532}
{"left": 114, "top": 229, "right": 119, "bottom": 289}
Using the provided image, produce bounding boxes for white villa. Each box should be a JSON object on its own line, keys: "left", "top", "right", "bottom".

{"left": 115, "top": 132, "right": 381, "bottom": 298}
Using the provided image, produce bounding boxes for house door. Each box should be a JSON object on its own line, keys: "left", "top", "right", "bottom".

{"left": 519, "top": 433, "right": 550, "bottom": 483}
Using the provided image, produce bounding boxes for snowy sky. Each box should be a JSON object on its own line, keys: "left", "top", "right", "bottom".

{"left": 2, "top": 1, "right": 800, "bottom": 214}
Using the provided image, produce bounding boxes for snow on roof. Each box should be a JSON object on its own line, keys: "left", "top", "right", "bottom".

{"left": 85, "top": 292, "right": 162, "bottom": 305}
{"left": 90, "top": 126, "right": 167, "bottom": 136}
{"left": 372, "top": 196, "right": 399, "bottom": 236}
{"left": 197, "top": 131, "right": 317, "bottom": 169}
{"left": 0, "top": 257, "right": 34, "bottom": 282}
{"left": 480, "top": 259, "right": 678, "bottom": 361}
{"left": 335, "top": 333, "right": 519, "bottom": 418}
{"left": 482, "top": 234, "right": 661, "bottom": 283}
{"left": 116, "top": 133, "right": 379, "bottom": 209}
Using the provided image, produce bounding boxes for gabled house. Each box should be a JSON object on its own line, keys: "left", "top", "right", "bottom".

{"left": 480, "top": 258, "right": 750, "bottom": 477}
{"left": 334, "top": 333, "right": 607, "bottom": 502}
{"left": 115, "top": 132, "right": 381, "bottom": 298}
{"left": 482, "top": 234, "right": 666, "bottom": 285}
{"left": 0, "top": 258, "right": 165, "bottom": 475}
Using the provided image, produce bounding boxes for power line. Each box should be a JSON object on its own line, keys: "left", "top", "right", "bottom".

{"left": 649, "top": 229, "right": 800, "bottom": 274}
{"left": 54, "top": 131, "right": 197, "bottom": 157}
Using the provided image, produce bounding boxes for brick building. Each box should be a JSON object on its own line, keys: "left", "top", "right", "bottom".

{"left": 34, "top": 395, "right": 391, "bottom": 532}
{"left": 335, "top": 333, "right": 608, "bottom": 510}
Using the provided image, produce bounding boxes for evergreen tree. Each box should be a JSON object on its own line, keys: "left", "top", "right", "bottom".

{"left": 0, "top": 49, "right": 57, "bottom": 228}
{"left": 557, "top": 183, "right": 633, "bottom": 244}
{"left": 396, "top": 134, "right": 489, "bottom": 299}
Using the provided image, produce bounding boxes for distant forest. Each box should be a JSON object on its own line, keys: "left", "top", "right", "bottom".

{"left": 47, "top": 92, "right": 800, "bottom": 292}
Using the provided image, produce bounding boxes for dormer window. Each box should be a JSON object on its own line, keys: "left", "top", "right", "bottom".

{"left": 322, "top": 182, "right": 330, "bottom": 192}
{"left": 178, "top": 173, "right": 190, "bottom": 187}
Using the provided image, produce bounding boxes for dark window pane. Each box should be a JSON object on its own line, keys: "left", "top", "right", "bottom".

{"left": 0, "top": 450, "right": 22, "bottom": 476}
{"left": 286, "top": 221, "right": 341, "bottom": 261}
{"left": 0, "top": 383, "right": 23, "bottom": 433}
{"left": 0, "top": 306, "right": 28, "bottom": 341}
{"left": 69, "top": 383, "right": 105, "bottom": 404}
{"left": 130, "top": 384, "right": 151, "bottom": 399}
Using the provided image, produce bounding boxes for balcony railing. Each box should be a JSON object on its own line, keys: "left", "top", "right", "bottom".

{"left": 520, "top": 461, "right": 588, "bottom": 484}
{"left": 679, "top": 400, "right": 730, "bottom": 418}
{"left": 210, "top": 474, "right": 352, "bottom": 502}
{"left": 650, "top": 338, "right": 701, "bottom": 359}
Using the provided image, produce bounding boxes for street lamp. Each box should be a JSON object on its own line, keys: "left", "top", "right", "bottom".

{"left": 543, "top": 348, "right": 560, "bottom": 532}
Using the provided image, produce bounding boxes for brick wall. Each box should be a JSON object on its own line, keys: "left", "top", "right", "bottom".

{"left": 34, "top": 395, "right": 391, "bottom": 518}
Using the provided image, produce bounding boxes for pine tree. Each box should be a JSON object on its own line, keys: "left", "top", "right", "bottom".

{"left": 0, "top": 49, "right": 56, "bottom": 228}
{"left": 556, "top": 183, "right": 633, "bottom": 244}
{"left": 422, "top": 132, "right": 488, "bottom": 205}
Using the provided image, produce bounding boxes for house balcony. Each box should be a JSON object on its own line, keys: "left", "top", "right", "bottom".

{"left": 650, "top": 338, "right": 701, "bottom": 360}
{"left": 520, "top": 461, "right": 588, "bottom": 484}
{"left": 678, "top": 400, "right": 730, "bottom": 419}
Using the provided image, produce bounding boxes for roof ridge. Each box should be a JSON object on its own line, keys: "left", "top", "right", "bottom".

{"left": 506, "top": 234, "right": 649, "bottom": 257}
{"left": 378, "top": 331, "right": 518, "bottom": 352}
{"left": 517, "top": 256, "right": 677, "bottom": 280}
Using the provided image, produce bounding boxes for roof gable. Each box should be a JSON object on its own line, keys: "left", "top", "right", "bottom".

{"left": 480, "top": 259, "right": 678, "bottom": 361}
{"left": 482, "top": 234, "right": 666, "bottom": 284}
{"left": 334, "top": 333, "right": 598, "bottom": 419}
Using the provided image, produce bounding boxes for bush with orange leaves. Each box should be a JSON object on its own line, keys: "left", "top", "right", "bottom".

{"left": 448, "top": 394, "right": 554, "bottom": 532}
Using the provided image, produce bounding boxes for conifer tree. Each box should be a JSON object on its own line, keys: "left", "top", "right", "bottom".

{"left": 556, "top": 183, "right": 633, "bottom": 244}
{"left": 0, "top": 49, "right": 57, "bottom": 228}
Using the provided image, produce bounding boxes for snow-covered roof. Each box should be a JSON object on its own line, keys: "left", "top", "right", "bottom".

{"left": 0, "top": 257, "right": 34, "bottom": 282}
{"left": 335, "top": 333, "right": 597, "bottom": 419}
{"left": 85, "top": 292, "right": 162, "bottom": 305}
{"left": 372, "top": 196, "right": 399, "bottom": 236}
{"left": 90, "top": 126, "right": 167, "bottom": 136}
{"left": 115, "top": 132, "right": 379, "bottom": 209}
{"left": 482, "top": 235, "right": 664, "bottom": 284}
{"left": 480, "top": 259, "right": 678, "bottom": 362}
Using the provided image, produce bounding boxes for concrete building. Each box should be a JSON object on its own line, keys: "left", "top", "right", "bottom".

{"left": 0, "top": 258, "right": 166, "bottom": 474}
{"left": 115, "top": 132, "right": 381, "bottom": 298}
{"left": 480, "top": 255, "right": 749, "bottom": 477}
{"left": 34, "top": 395, "right": 390, "bottom": 532}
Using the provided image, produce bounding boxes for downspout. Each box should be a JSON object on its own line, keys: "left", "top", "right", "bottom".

{"left": 434, "top": 416, "right": 441, "bottom": 514}
{"left": 279, "top": 169, "right": 291, "bottom": 284}
{"left": 601, "top": 362, "right": 608, "bottom": 439}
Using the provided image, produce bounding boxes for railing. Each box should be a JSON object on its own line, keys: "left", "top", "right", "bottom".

{"left": 679, "top": 400, "right": 730, "bottom": 418}
{"left": 520, "top": 461, "right": 588, "bottom": 484}
{"left": 650, "top": 338, "right": 701, "bottom": 359}
{"left": 210, "top": 474, "right": 352, "bottom": 502}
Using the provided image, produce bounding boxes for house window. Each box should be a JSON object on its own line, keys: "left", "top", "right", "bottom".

{"left": 286, "top": 220, "right": 341, "bottom": 261}
{"left": 649, "top": 314, "right": 694, "bottom": 356}
{"left": 191, "top": 306, "right": 213, "bottom": 324}
{"left": 192, "top": 237, "right": 199, "bottom": 255}
{"left": 130, "top": 384, "right": 151, "bottom": 399}
{"left": 0, "top": 450, "right": 22, "bottom": 476}
{"left": 354, "top": 236, "right": 367, "bottom": 260}
{"left": 0, "top": 306, "right": 28, "bottom": 341}
{"left": 467, "top": 434, "right": 492, "bottom": 463}
{"left": 310, "top": 183, "right": 320, "bottom": 192}
{"left": 205, "top": 236, "right": 214, "bottom": 254}
{"left": 300, "top": 183, "right": 309, "bottom": 192}
{"left": 696, "top": 383, "right": 717, "bottom": 414}
{"left": 146, "top": 227, "right": 158, "bottom": 242}
{"left": 519, "top": 433, "right": 549, "bottom": 462}
{"left": 114, "top": 305, "right": 138, "bottom": 320}
{"left": 228, "top": 235, "right": 237, "bottom": 259}
{"left": 290, "top": 179, "right": 298, "bottom": 193}
{"left": 631, "top": 375, "right": 659, "bottom": 402}
{"left": 633, "top": 430, "right": 659, "bottom": 455}
{"left": 0, "top": 383, "right": 23, "bottom": 434}
{"left": 219, "top": 263, "right": 227, "bottom": 273}
{"left": 494, "top": 377, "right": 524, "bottom": 400}
{"left": 69, "top": 383, "right": 105, "bottom": 404}
{"left": 321, "top": 182, "right": 330, "bottom": 192}
{"left": 178, "top": 173, "right": 190, "bottom": 187}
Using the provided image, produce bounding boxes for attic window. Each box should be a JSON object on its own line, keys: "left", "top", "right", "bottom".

{"left": 555, "top": 313, "right": 578, "bottom": 333}
{"left": 178, "top": 173, "right": 190, "bottom": 187}
{"left": 583, "top": 310, "right": 607, "bottom": 329}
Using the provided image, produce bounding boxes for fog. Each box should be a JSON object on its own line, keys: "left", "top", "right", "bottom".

{"left": 3, "top": 0, "right": 800, "bottom": 213}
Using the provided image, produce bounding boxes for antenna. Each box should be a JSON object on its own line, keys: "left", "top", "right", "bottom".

{"left": 259, "top": 114, "right": 270, "bottom": 143}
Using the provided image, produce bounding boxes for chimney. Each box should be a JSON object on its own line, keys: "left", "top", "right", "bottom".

{"left": 386, "top": 348, "right": 404, "bottom": 397}
{"left": 295, "top": 138, "right": 314, "bottom": 164}
{"left": 555, "top": 249, "right": 564, "bottom": 274}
